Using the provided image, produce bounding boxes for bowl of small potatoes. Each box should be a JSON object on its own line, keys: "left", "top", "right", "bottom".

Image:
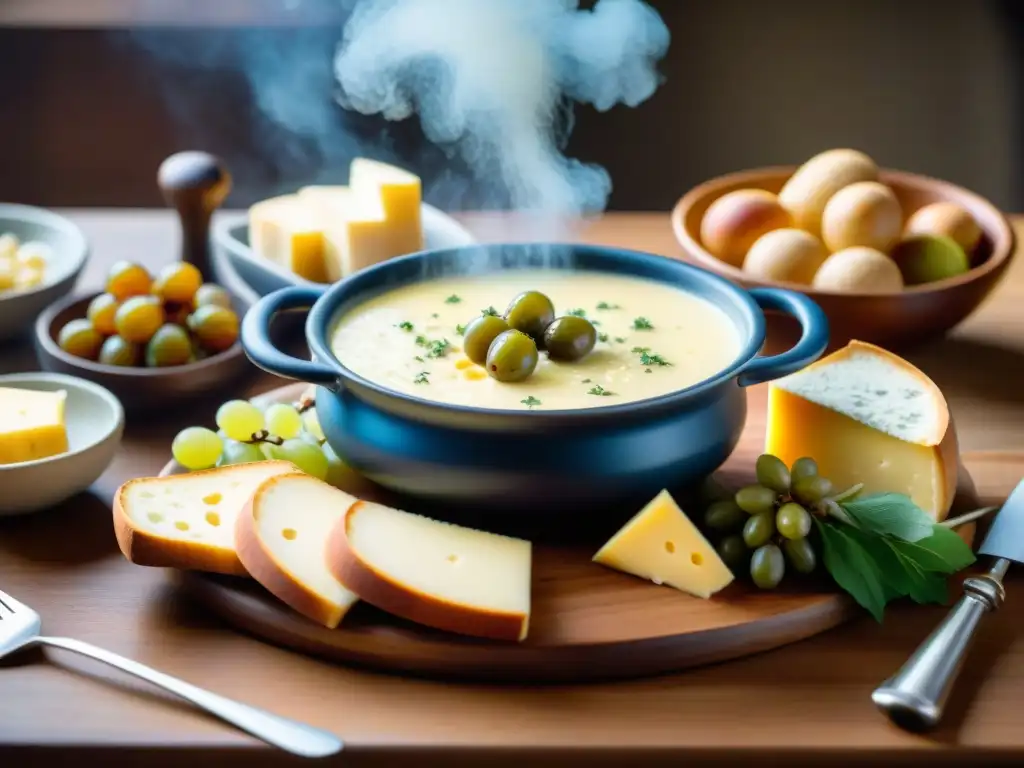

{"left": 35, "top": 259, "right": 253, "bottom": 413}
{"left": 671, "top": 149, "right": 1015, "bottom": 353}
{"left": 0, "top": 204, "right": 89, "bottom": 343}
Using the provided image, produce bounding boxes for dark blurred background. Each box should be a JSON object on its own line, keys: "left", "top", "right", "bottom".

{"left": 1, "top": 0, "right": 1021, "bottom": 212}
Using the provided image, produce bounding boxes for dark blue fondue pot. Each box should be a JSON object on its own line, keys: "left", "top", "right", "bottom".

{"left": 241, "top": 243, "right": 828, "bottom": 516}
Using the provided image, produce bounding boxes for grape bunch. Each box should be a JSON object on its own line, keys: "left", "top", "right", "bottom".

{"left": 702, "top": 454, "right": 835, "bottom": 590}
{"left": 170, "top": 392, "right": 347, "bottom": 486}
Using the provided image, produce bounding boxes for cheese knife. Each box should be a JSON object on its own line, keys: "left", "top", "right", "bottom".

{"left": 871, "top": 478, "right": 1024, "bottom": 731}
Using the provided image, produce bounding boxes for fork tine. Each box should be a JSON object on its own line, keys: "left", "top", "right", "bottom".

{"left": 0, "top": 587, "right": 26, "bottom": 614}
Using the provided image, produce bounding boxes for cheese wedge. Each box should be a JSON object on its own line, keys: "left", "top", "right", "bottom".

{"left": 235, "top": 472, "right": 360, "bottom": 628}
{"left": 0, "top": 387, "right": 69, "bottom": 465}
{"left": 113, "top": 461, "right": 298, "bottom": 576}
{"left": 248, "top": 195, "right": 329, "bottom": 283}
{"left": 326, "top": 501, "right": 532, "bottom": 641}
{"left": 593, "top": 490, "right": 734, "bottom": 599}
{"left": 349, "top": 158, "right": 423, "bottom": 256}
{"left": 765, "top": 340, "right": 958, "bottom": 521}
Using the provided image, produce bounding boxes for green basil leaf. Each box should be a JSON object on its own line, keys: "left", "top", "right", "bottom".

{"left": 890, "top": 526, "right": 976, "bottom": 574}
{"left": 815, "top": 519, "right": 888, "bottom": 622}
{"left": 840, "top": 493, "right": 935, "bottom": 543}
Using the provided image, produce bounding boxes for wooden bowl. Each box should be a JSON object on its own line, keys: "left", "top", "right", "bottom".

{"left": 671, "top": 166, "right": 1016, "bottom": 354}
{"left": 33, "top": 291, "right": 254, "bottom": 414}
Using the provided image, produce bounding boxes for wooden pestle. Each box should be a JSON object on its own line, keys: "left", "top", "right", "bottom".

{"left": 157, "top": 151, "right": 232, "bottom": 283}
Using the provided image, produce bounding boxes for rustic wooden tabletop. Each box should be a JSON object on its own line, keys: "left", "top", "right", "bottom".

{"left": 1, "top": 210, "right": 1023, "bottom": 767}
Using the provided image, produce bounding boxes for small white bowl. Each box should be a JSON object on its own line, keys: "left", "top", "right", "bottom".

{"left": 0, "top": 204, "right": 89, "bottom": 343}
{"left": 0, "top": 372, "right": 124, "bottom": 516}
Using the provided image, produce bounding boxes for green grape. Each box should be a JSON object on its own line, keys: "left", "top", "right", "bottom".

{"left": 277, "top": 438, "right": 329, "bottom": 480}
{"left": 755, "top": 454, "right": 790, "bottom": 494}
{"left": 302, "top": 409, "right": 325, "bottom": 441}
{"left": 792, "top": 475, "right": 833, "bottom": 506}
{"left": 776, "top": 502, "right": 812, "bottom": 540}
{"left": 260, "top": 442, "right": 280, "bottom": 460}
{"left": 171, "top": 427, "right": 223, "bottom": 470}
{"left": 218, "top": 440, "right": 264, "bottom": 466}
{"left": 716, "top": 535, "right": 749, "bottom": 573}
{"left": 790, "top": 456, "right": 819, "bottom": 484}
{"left": 265, "top": 403, "right": 302, "bottom": 439}
{"left": 742, "top": 511, "right": 775, "bottom": 548}
{"left": 735, "top": 484, "right": 777, "bottom": 516}
{"left": 216, "top": 399, "right": 265, "bottom": 442}
{"left": 750, "top": 544, "right": 785, "bottom": 589}
{"left": 783, "top": 537, "right": 817, "bottom": 574}
{"left": 696, "top": 475, "right": 731, "bottom": 507}
{"left": 703, "top": 500, "right": 747, "bottom": 534}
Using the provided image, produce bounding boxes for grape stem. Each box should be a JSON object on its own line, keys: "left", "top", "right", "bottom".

{"left": 295, "top": 398, "right": 315, "bottom": 414}
{"left": 244, "top": 430, "right": 284, "bottom": 446}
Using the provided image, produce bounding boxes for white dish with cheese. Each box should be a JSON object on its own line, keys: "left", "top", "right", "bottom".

{"left": 0, "top": 372, "right": 123, "bottom": 515}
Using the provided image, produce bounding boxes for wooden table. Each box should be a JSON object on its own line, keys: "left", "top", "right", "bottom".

{"left": 2, "top": 210, "right": 1024, "bottom": 767}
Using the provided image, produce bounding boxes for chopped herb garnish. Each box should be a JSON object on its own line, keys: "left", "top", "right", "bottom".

{"left": 415, "top": 335, "right": 428, "bottom": 346}
{"left": 615, "top": 336, "right": 626, "bottom": 343}
{"left": 645, "top": 368, "right": 652, "bottom": 373}
{"left": 481, "top": 306, "right": 499, "bottom": 317}
{"left": 396, "top": 321, "right": 414, "bottom": 332}
{"left": 587, "top": 384, "right": 614, "bottom": 396}
{"left": 633, "top": 316, "right": 654, "bottom": 330}
{"left": 521, "top": 396, "right": 542, "bottom": 408}
{"left": 631, "top": 346, "right": 671, "bottom": 367}
{"left": 598, "top": 332, "right": 609, "bottom": 343}
{"left": 431, "top": 312, "right": 440, "bottom": 318}
{"left": 414, "top": 356, "right": 424, "bottom": 362}
{"left": 413, "top": 371, "right": 430, "bottom": 384}
{"left": 596, "top": 301, "right": 621, "bottom": 310}
{"left": 581, "top": 378, "right": 592, "bottom": 384}
{"left": 455, "top": 323, "right": 466, "bottom": 335}
{"left": 567, "top": 308, "right": 586, "bottom": 317}
{"left": 445, "top": 294, "right": 462, "bottom": 304}
{"left": 425, "top": 338, "right": 451, "bottom": 358}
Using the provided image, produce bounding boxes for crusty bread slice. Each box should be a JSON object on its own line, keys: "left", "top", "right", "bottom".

{"left": 112, "top": 461, "right": 298, "bottom": 576}
{"left": 326, "top": 500, "right": 532, "bottom": 642}
{"left": 235, "top": 472, "right": 360, "bottom": 628}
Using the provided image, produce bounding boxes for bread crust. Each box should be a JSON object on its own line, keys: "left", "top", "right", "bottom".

{"left": 112, "top": 461, "right": 296, "bottom": 577}
{"left": 234, "top": 473, "right": 359, "bottom": 629}
{"left": 325, "top": 501, "right": 529, "bottom": 642}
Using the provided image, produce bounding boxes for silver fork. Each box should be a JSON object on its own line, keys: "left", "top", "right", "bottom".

{"left": 0, "top": 587, "right": 342, "bottom": 758}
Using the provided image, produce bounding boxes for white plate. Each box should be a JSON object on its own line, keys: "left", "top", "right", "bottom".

{"left": 211, "top": 204, "right": 476, "bottom": 298}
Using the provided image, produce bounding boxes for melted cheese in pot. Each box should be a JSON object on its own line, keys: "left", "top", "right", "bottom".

{"left": 328, "top": 270, "right": 742, "bottom": 411}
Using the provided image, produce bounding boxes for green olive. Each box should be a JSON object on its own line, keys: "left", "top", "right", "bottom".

{"left": 98, "top": 334, "right": 141, "bottom": 367}
{"left": 503, "top": 291, "right": 555, "bottom": 343}
{"left": 543, "top": 315, "right": 597, "bottom": 362}
{"left": 485, "top": 329, "right": 538, "bottom": 383}
{"left": 462, "top": 314, "right": 510, "bottom": 366}
{"left": 145, "top": 324, "right": 193, "bottom": 367}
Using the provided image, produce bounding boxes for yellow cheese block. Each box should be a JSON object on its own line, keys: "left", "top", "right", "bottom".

{"left": 248, "top": 195, "right": 329, "bottom": 283}
{"left": 349, "top": 158, "right": 423, "bottom": 256}
{"left": 592, "top": 489, "right": 734, "bottom": 599}
{"left": 765, "top": 340, "right": 958, "bottom": 521}
{"left": 0, "top": 387, "right": 69, "bottom": 465}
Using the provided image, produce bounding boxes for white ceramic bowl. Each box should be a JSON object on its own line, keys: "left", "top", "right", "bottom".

{"left": 0, "top": 372, "right": 124, "bottom": 516}
{"left": 0, "top": 204, "right": 89, "bottom": 343}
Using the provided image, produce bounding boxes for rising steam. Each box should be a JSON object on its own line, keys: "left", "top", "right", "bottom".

{"left": 334, "top": 0, "right": 670, "bottom": 215}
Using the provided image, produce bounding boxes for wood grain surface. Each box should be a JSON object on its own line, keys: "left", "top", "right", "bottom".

{"left": 2, "top": 211, "right": 1024, "bottom": 766}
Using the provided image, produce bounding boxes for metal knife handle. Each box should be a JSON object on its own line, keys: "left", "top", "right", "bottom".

{"left": 871, "top": 558, "right": 1009, "bottom": 731}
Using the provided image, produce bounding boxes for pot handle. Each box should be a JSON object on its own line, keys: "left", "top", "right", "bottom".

{"left": 737, "top": 287, "right": 829, "bottom": 387}
{"left": 241, "top": 286, "right": 338, "bottom": 386}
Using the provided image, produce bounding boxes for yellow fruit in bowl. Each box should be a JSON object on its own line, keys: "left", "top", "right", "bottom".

{"left": 743, "top": 228, "right": 828, "bottom": 285}
{"left": 811, "top": 246, "right": 904, "bottom": 293}
{"left": 889, "top": 234, "right": 970, "bottom": 286}
{"left": 778, "top": 148, "right": 879, "bottom": 237}
{"left": 699, "top": 189, "right": 793, "bottom": 268}
{"left": 904, "top": 201, "right": 982, "bottom": 255}
{"left": 821, "top": 181, "right": 903, "bottom": 253}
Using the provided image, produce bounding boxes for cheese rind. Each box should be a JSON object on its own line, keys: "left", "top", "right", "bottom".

{"left": 235, "top": 473, "right": 360, "bottom": 629}
{"left": 765, "top": 340, "right": 958, "bottom": 521}
{"left": 593, "top": 490, "right": 734, "bottom": 599}
{"left": 326, "top": 501, "right": 532, "bottom": 641}
{"left": 0, "top": 387, "right": 69, "bottom": 465}
{"left": 248, "top": 195, "right": 329, "bottom": 283}
{"left": 112, "top": 461, "right": 299, "bottom": 576}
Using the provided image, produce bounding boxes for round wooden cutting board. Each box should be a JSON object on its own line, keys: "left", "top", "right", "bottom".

{"left": 164, "top": 383, "right": 981, "bottom": 683}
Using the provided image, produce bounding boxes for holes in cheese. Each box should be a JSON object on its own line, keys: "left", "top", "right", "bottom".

{"left": 112, "top": 460, "right": 298, "bottom": 576}
{"left": 234, "top": 473, "right": 360, "bottom": 629}
{"left": 765, "top": 340, "right": 958, "bottom": 521}
{"left": 326, "top": 501, "right": 532, "bottom": 642}
{"left": 593, "top": 490, "right": 734, "bottom": 599}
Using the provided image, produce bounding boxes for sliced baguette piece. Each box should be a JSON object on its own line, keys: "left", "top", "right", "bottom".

{"left": 235, "top": 472, "right": 360, "bottom": 628}
{"left": 326, "top": 501, "right": 532, "bottom": 642}
{"left": 113, "top": 461, "right": 298, "bottom": 576}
